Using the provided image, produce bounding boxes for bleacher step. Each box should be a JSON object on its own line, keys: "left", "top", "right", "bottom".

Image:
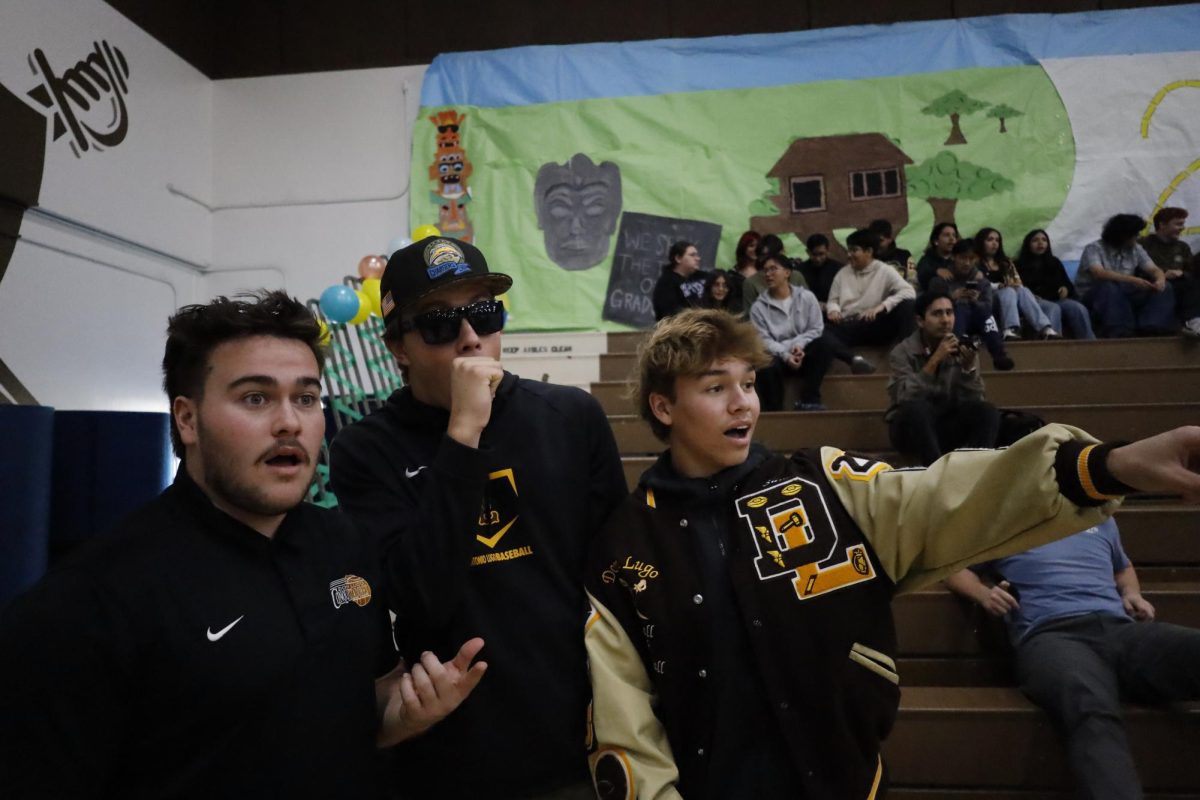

{"left": 886, "top": 687, "right": 1200, "bottom": 789}
{"left": 610, "top": 403, "right": 1200, "bottom": 455}
{"left": 591, "top": 366, "right": 1200, "bottom": 415}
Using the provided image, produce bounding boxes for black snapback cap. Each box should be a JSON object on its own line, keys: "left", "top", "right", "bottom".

{"left": 379, "top": 236, "right": 513, "bottom": 326}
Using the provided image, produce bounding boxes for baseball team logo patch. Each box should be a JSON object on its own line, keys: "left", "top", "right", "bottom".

{"left": 329, "top": 575, "right": 372, "bottom": 609}
{"left": 424, "top": 238, "right": 471, "bottom": 280}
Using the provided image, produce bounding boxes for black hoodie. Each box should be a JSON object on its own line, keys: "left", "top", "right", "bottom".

{"left": 330, "top": 373, "right": 627, "bottom": 797}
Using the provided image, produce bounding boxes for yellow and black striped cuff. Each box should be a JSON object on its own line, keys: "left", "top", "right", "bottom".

{"left": 1055, "top": 440, "right": 1133, "bottom": 506}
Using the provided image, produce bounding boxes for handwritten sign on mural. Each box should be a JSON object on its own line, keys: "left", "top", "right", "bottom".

{"left": 602, "top": 212, "right": 722, "bottom": 328}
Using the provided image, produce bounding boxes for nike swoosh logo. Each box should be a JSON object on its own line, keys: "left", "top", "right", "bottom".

{"left": 405, "top": 466, "right": 427, "bottom": 478}
{"left": 206, "top": 615, "right": 244, "bottom": 642}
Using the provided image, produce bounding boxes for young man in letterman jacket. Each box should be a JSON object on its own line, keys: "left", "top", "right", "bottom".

{"left": 583, "top": 308, "right": 1200, "bottom": 800}
{"left": 330, "top": 237, "right": 627, "bottom": 799}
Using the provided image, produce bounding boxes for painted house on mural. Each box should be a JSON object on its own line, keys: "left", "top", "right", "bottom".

{"left": 751, "top": 133, "right": 914, "bottom": 252}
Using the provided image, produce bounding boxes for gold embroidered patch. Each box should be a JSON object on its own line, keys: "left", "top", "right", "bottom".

{"left": 329, "top": 574, "right": 372, "bottom": 609}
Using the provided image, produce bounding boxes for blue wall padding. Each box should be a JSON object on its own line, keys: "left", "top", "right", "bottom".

{"left": 50, "top": 411, "right": 173, "bottom": 558}
{"left": 0, "top": 405, "right": 55, "bottom": 608}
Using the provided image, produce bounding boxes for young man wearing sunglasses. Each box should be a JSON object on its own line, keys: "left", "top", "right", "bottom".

{"left": 330, "top": 237, "right": 627, "bottom": 799}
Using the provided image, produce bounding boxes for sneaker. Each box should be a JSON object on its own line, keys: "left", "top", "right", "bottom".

{"left": 1039, "top": 326, "right": 1061, "bottom": 340}
{"left": 795, "top": 402, "right": 827, "bottom": 411}
{"left": 993, "top": 354, "right": 1015, "bottom": 371}
{"left": 849, "top": 356, "right": 876, "bottom": 375}
{"left": 1002, "top": 328, "right": 1021, "bottom": 341}
{"left": 1183, "top": 318, "right": 1200, "bottom": 340}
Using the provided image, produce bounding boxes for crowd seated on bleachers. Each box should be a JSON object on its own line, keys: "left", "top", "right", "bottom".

{"left": 653, "top": 205, "right": 1196, "bottom": 413}
{"left": 975, "top": 227, "right": 1058, "bottom": 340}
{"left": 1076, "top": 213, "right": 1176, "bottom": 338}
{"left": 885, "top": 291, "right": 1000, "bottom": 465}
{"left": 928, "top": 238, "right": 1015, "bottom": 371}
{"left": 946, "top": 518, "right": 1200, "bottom": 799}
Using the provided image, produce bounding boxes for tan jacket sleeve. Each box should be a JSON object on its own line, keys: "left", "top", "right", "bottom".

{"left": 585, "top": 591, "right": 683, "bottom": 800}
{"left": 821, "top": 424, "right": 1120, "bottom": 594}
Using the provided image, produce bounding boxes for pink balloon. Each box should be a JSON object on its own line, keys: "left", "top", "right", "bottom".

{"left": 358, "top": 254, "right": 387, "bottom": 280}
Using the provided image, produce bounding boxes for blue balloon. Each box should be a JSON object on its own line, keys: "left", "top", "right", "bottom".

{"left": 387, "top": 236, "right": 413, "bottom": 258}
{"left": 319, "top": 284, "right": 360, "bottom": 324}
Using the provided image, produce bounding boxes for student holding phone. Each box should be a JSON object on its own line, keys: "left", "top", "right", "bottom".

{"left": 928, "top": 239, "right": 1014, "bottom": 371}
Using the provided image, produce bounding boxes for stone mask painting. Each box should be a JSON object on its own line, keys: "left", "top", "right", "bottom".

{"left": 534, "top": 153, "right": 622, "bottom": 271}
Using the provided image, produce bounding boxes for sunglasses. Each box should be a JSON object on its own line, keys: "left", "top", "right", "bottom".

{"left": 399, "top": 299, "right": 505, "bottom": 345}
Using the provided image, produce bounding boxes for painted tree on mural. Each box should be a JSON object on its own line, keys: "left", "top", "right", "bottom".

{"left": 987, "top": 104, "right": 1024, "bottom": 133}
{"left": 921, "top": 90, "right": 990, "bottom": 145}
{"left": 907, "top": 151, "right": 1014, "bottom": 223}
{"left": 748, "top": 176, "right": 782, "bottom": 217}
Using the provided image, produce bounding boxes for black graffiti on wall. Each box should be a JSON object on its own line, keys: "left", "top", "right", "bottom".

{"left": 26, "top": 40, "right": 130, "bottom": 158}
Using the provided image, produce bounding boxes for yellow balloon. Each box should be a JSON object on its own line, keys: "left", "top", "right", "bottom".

{"left": 349, "top": 289, "right": 371, "bottom": 325}
{"left": 317, "top": 319, "right": 332, "bottom": 346}
{"left": 412, "top": 224, "right": 441, "bottom": 241}
{"left": 362, "top": 278, "right": 382, "bottom": 317}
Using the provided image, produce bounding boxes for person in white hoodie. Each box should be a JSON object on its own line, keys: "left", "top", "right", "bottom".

{"left": 824, "top": 228, "right": 917, "bottom": 373}
{"left": 750, "top": 253, "right": 831, "bottom": 411}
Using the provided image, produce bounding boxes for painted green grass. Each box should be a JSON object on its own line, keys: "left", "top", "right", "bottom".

{"left": 412, "top": 64, "right": 1073, "bottom": 331}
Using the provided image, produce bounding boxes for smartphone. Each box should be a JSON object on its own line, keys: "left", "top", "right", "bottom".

{"left": 964, "top": 280, "right": 979, "bottom": 290}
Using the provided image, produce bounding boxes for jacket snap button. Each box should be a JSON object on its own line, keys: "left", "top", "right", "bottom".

{"left": 752, "top": 619, "right": 763, "bottom": 628}
{"left": 697, "top": 748, "right": 705, "bottom": 756}
{"left": 698, "top": 669, "right": 707, "bottom": 678}
{"left": 693, "top": 594, "right": 703, "bottom": 604}
{"left": 779, "top": 701, "right": 789, "bottom": 710}
{"left": 679, "top": 519, "right": 688, "bottom": 527}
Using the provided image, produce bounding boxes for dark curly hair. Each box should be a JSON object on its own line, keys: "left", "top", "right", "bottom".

{"left": 1101, "top": 214, "right": 1146, "bottom": 248}
{"left": 162, "top": 290, "right": 324, "bottom": 456}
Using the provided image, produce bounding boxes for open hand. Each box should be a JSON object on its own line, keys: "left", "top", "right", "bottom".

{"left": 376, "top": 638, "right": 488, "bottom": 747}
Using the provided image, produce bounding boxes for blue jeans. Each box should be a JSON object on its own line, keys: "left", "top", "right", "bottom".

{"left": 1035, "top": 297, "right": 1096, "bottom": 339}
{"left": 952, "top": 300, "right": 1004, "bottom": 354}
{"left": 994, "top": 285, "right": 1051, "bottom": 332}
{"left": 1082, "top": 281, "right": 1176, "bottom": 337}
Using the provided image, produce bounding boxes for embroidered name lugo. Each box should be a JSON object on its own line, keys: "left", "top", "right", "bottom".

{"left": 735, "top": 478, "right": 875, "bottom": 601}
{"left": 621, "top": 556, "right": 659, "bottom": 579}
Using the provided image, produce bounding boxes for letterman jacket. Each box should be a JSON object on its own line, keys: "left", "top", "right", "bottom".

{"left": 584, "top": 424, "right": 1122, "bottom": 799}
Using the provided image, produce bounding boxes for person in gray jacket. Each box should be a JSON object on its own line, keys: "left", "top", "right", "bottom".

{"left": 886, "top": 291, "right": 1001, "bottom": 465}
{"left": 750, "top": 253, "right": 831, "bottom": 411}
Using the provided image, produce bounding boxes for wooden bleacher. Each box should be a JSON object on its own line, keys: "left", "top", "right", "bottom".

{"left": 594, "top": 331, "right": 1200, "bottom": 796}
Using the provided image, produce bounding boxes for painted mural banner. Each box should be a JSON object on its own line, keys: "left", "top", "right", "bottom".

{"left": 411, "top": 5, "right": 1200, "bottom": 332}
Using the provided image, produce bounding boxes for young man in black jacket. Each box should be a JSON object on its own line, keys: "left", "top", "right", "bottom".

{"left": 330, "top": 237, "right": 627, "bottom": 799}
{"left": 583, "top": 307, "right": 1200, "bottom": 800}
{"left": 0, "top": 291, "right": 483, "bottom": 799}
